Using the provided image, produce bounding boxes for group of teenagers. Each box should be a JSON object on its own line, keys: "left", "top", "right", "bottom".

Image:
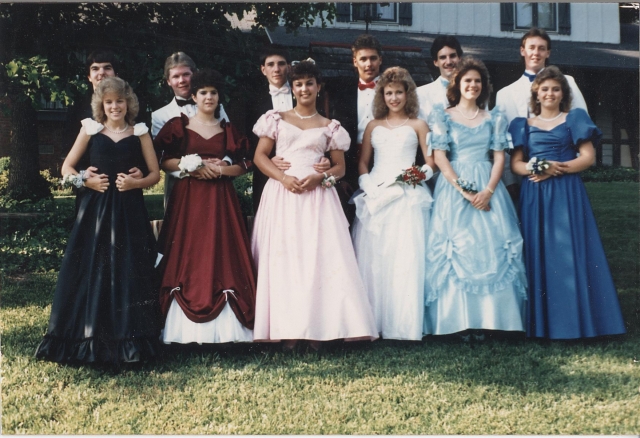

{"left": 35, "top": 27, "right": 626, "bottom": 366}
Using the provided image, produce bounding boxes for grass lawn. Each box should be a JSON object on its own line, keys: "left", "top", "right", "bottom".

{"left": 1, "top": 182, "right": 638, "bottom": 434}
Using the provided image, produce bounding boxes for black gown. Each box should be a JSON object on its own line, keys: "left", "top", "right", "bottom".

{"left": 35, "top": 129, "right": 161, "bottom": 364}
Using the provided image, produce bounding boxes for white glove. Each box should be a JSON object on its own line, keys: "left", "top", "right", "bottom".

{"left": 358, "top": 174, "right": 382, "bottom": 199}
{"left": 420, "top": 164, "right": 434, "bottom": 181}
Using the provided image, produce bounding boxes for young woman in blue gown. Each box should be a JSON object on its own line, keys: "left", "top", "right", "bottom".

{"left": 508, "top": 66, "right": 626, "bottom": 339}
{"left": 425, "top": 57, "right": 527, "bottom": 338}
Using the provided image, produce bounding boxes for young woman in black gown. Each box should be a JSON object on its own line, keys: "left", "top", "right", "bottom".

{"left": 35, "top": 77, "right": 162, "bottom": 365}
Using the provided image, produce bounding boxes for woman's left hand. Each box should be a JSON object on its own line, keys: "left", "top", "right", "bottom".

{"left": 299, "top": 173, "right": 323, "bottom": 191}
{"left": 471, "top": 189, "right": 492, "bottom": 211}
{"left": 528, "top": 173, "right": 553, "bottom": 183}
{"left": 116, "top": 173, "right": 138, "bottom": 191}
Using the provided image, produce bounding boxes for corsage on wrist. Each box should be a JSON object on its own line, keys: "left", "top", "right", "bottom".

{"left": 321, "top": 172, "right": 337, "bottom": 189}
{"left": 455, "top": 178, "right": 478, "bottom": 195}
{"left": 61, "top": 170, "right": 87, "bottom": 189}
{"left": 178, "top": 154, "right": 204, "bottom": 178}
{"left": 525, "top": 157, "right": 550, "bottom": 175}
{"left": 396, "top": 164, "right": 433, "bottom": 188}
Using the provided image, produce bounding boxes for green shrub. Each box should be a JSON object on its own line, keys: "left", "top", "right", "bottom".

{"left": 581, "top": 166, "right": 639, "bottom": 182}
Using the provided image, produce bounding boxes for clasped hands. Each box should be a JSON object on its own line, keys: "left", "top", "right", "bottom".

{"left": 276, "top": 156, "right": 331, "bottom": 194}
{"left": 83, "top": 166, "right": 144, "bottom": 193}
{"left": 529, "top": 160, "right": 568, "bottom": 183}
{"left": 189, "top": 158, "right": 228, "bottom": 180}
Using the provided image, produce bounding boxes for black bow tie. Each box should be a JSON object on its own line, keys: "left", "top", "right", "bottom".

{"left": 176, "top": 97, "right": 195, "bottom": 107}
{"left": 523, "top": 72, "right": 536, "bottom": 83}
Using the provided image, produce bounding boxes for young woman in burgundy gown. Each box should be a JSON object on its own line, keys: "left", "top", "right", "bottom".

{"left": 154, "top": 69, "right": 256, "bottom": 344}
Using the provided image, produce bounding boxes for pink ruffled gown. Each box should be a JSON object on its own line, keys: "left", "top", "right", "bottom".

{"left": 251, "top": 110, "right": 378, "bottom": 342}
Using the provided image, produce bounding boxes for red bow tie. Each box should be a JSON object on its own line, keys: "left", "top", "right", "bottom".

{"left": 358, "top": 81, "right": 376, "bottom": 90}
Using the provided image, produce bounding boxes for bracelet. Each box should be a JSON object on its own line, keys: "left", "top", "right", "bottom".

{"left": 323, "top": 172, "right": 328, "bottom": 179}
{"left": 281, "top": 174, "right": 287, "bottom": 182}
{"left": 218, "top": 165, "right": 222, "bottom": 178}
{"left": 486, "top": 187, "right": 494, "bottom": 194}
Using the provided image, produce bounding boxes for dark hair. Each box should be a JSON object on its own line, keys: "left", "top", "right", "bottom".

{"left": 530, "top": 66, "right": 572, "bottom": 115}
{"left": 520, "top": 28, "right": 552, "bottom": 67}
{"left": 351, "top": 34, "right": 382, "bottom": 57}
{"left": 289, "top": 60, "right": 322, "bottom": 84}
{"left": 446, "top": 57, "right": 492, "bottom": 109}
{"left": 86, "top": 49, "right": 118, "bottom": 74}
{"left": 259, "top": 46, "right": 290, "bottom": 65}
{"left": 372, "top": 67, "right": 419, "bottom": 119}
{"left": 163, "top": 52, "right": 196, "bottom": 81}
{"left": 91, "top": 77, "right": 139, "bottom": 125}
{"left": 430, "top": 35, "right": 463, "bottom": 60}
{"left": 190, "top": 69, "right": 225, "bottom": 119}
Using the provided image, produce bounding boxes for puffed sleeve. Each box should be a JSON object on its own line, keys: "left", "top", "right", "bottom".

{"left": 566, "top": 108, "right": 602, "bottom": 149}
{"left": 153, "top": 114, "right": 188, "bottom": 162}
{"left": 133, "top": 123, "right": 149, "bottom": 136}
{"left": 508, "top": 117, "right": 528, "bottom": 150}
{"left": 252, "top": 109, "right": 280, "bottom": 140}
{"left": 326, "top": 120, "right": 351, "bottom": 151}
{"left": 80, "top": 118, "right": 104, "bottom": 136}
{"left": 426, "top": 104, "right": 450, "bottom": 151}
{"left": 489, "top": 108, "right": 514, "bottom": 152}
{"left": 222, "top": 121, "right": 253, "bottom": 170}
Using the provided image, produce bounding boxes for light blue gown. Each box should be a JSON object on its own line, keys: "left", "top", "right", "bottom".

{"left": 424, "top": 105, "right": 527, "bottom": 335}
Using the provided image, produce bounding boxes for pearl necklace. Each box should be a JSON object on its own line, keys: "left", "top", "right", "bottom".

{"left": 192, "top": 116, "right": 220, "bottom": 127}
{"left": 455, "top": 105, "right": 479, "bottom": 120}
{"left": 537, "top": 112, "right": 564, "bottom": 122}
{"left": 104, "top": 123, "right": 129, "bottom": 134}
{"left": 385, "top": 117, "right": 409, "bottom": 128}
{"left": 293, "top": 108, "right": 318, "bottom": 119}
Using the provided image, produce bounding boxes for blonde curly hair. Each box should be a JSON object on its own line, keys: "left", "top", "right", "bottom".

{"left": 91, "top": 76, "right": 139, "bottom": 125}
{"left": 372, "top": 67, "right": 419, "bottom": 119}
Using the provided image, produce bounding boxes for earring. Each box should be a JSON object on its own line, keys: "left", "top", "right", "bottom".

{"left": 317, "top": 93, "right": 320, "bottom": 98}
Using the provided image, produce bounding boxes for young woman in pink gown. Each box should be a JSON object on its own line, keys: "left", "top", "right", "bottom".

{"left": 251, "top": 60, "right": 378, "bottom": 350}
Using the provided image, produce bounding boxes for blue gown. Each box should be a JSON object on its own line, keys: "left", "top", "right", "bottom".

{"left": 425, "top": 105, "right": 527, "bottom": 335}
{"left": 509, "top": 109, "right": 626, "bottom": 339}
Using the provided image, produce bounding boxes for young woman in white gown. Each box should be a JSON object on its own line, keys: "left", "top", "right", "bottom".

{"left": 351, "top": 67, "right": 435, "bottom": 340}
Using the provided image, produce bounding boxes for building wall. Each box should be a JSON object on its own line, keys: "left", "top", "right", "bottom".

{"left": 321, "top": 3, "right": 621, "bottom": 44}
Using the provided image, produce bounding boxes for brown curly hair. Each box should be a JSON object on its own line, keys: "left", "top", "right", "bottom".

{"left": 446, "top": 57, "right": 492, "bottom": 109}
{"left": 372, "top": 67, "right": 419, "bottom": 119}
{"left": 530, "top": 66, "right": 573, "bottom": 116}
{"left": 91, "top": 76, "right": 139, "bottom": 125}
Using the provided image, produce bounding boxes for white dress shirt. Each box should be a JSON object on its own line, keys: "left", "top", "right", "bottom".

{"left": 357, "top": 77, "right": 379, "bottom": 144}
{"left": 269, "top": 82, "right": 294, "bottom": 112}
{"left": 495, "top": 70, "right": 588, "bottom": 186}
{"left": 151, "top": 97, "right": 229, "bottom": 138}
{"left": 417, "top": 76, "right": 450, "bottom": 124}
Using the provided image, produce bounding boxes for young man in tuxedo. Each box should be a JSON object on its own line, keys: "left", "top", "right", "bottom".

{"left": 496, "top": 27, "right": 587, "bottom": 200}
{"left": 151, "top": 52, "right": 230, "bottom": 207}
{"left": 325, "top": 34, "right": 383, "bottom": 224}
{"left": 417, "top": 35, "right": 463, "bottom": 124}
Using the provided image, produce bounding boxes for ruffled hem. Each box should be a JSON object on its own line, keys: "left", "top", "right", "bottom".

{"left": 35, "top": 334, "right": 161, "bottom": 365}
{"left": 354, "top": 184, "right": 433, "bottom": 235}
{"left": 425, "top": 262, "right": 527, "bottom": 304}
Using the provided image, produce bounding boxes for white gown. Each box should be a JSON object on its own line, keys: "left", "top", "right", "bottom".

{"left": 351, "top": 125, "right": 433, "bottom": 340}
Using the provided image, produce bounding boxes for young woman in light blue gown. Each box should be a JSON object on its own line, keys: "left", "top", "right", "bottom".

{"left": 509, "top": 66, "right": 626, "bottom": 339}
{"left": 351, "top": 67, "right": 435, "bottom": 341}
{"left": 425, "top": 57, "right": 527, "bottom": 338}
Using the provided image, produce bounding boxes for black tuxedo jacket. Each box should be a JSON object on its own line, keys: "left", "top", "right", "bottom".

{"left": 326, "top": 77, "right": 359, "bottom": 188}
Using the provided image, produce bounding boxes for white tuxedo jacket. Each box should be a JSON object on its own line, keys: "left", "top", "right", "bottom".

{"left": 151, "top": 97, "right": 229, "bottom": 138}
{"left": 417, "top": 76, "right": 449, "bottom": 124}
{"left": 495, "top": 74, "right": 588, "bottom": 185}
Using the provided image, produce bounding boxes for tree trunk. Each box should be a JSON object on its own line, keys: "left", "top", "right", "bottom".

{"left": 7, "top": 98, "right": 50, "bottom": 200}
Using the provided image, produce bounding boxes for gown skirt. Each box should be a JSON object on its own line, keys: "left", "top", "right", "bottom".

{"left": 35, "top": 132, "right": 161, "bottom": 364}
{"left": 510, "top": 109, "right": 626, "bottom": 339}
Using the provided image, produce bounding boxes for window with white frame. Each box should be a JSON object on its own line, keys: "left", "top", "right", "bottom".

{"left": 336, "top": 3, "right": 412, "bottom": 26}
{"left": 501, "top": 3, "right": 571, "bottom": 35}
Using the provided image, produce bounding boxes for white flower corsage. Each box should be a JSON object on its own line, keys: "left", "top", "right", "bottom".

{"left": 525, "top": 157, "right": 550, "bottom": 175}
{"left": 321, "top": 172, "right": 337, "bottom": 189}
{"left": 455, "top": 177, "right": 478, "bottom": 194}
{"left": 61, "top": 170, "right": 87, "bottom": 189}
{"left": 178, "top": 154, "right": 204, "bottom": 178}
